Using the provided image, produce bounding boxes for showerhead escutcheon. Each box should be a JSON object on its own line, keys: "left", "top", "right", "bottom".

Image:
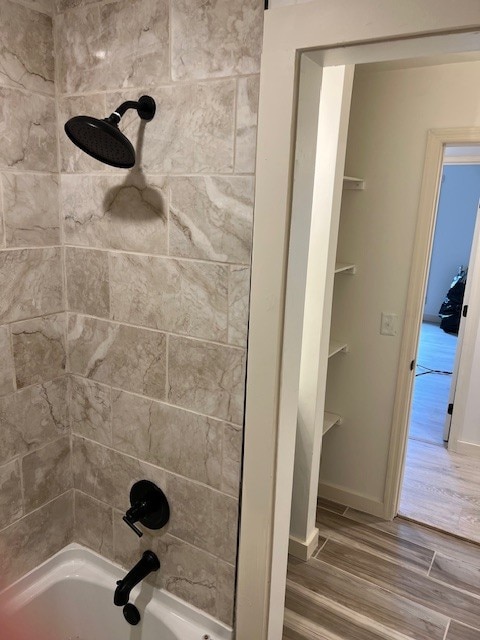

{"left": 64, "top": 95, "right": 156, "bottom": 169}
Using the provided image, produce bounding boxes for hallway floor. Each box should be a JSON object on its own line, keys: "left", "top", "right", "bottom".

{"left": 284, "top": 500, "right": 480, "bottom": 640}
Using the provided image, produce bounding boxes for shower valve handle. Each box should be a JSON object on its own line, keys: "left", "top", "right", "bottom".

{"left": 123, "top": 515, "right": 144, "bottom": 538}
{"left": 122, "top": 480, "right": 170, "bottom": 538}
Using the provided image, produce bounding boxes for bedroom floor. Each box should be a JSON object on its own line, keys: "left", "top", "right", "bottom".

{"left": 399, "top": 322, "right": 480, "bottom": 541}
{"left": 283, "top": 500, "right": 480, "bottom": 640}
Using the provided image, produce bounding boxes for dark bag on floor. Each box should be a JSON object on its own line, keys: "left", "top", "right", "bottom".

{"left": 438, "top": 268, "right": 467, "bottom": 335}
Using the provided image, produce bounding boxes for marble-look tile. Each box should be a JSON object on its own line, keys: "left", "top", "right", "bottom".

{"left": 0, "top": 326, "right": 15, "bottom": 397}
{"left": 74, "top": 490, "right": 113, "bottom": 559}
{"left": 166, "top": 473, "right": 238, "bottom": 564}
{"left": 110, "top": 253, "right": 228, "bottom": 342}
{"left": 0, "top": 88, "right": 56, "bottom": 171}
{"left": 72, "top": 436, "right": 166, "bottom": 512}
{"left": 171, "top": 0, "right": 263, "bottom": 81}
{"left": 12, "top": 314, "right": 66, "bottom": 388}
{"left": 22, "top": 436, "right": 71, "bottom": 512}
{"left": 168, "top": 336, "right": 246, "bottom": 424}
{"left": 3, "top": 173, "right": 59, "bottom": 247}
{"left": 169, "top": 176, "right": 254, "bottom": 264}
{"left": 222, "top": 424, "right": 243, "bottom": 497}
{"left": 58, "top": 94, "right": 107, "bottom": 172}
{"left": 0, "top": 378, "right": 69, "bottom": 465}
{"left": 0, "top": 459, "right": 23, "bottom": 529}
{"left": 0, "top": 491, "right": 73, "bottom": 587}
{"left": 235, "top": 75, "right": 260, "bottom": 173}
{"left": 228, "top": 266, "right": 250, "bottom": 347}
{"left": 107, "top": 81, "right": 235, "bottom": 174}
{"left": 0, "top": 1, "right": 54, "bottom": 95}
{"left": 61, "top": 173, "right": 168, "bottom": 253}
{"left": 55, "top": 0, "right": 169, "bottom": 94}
{"left": 66, "top": 247, "right": 109, "bottom": 317}
{"left": 15, "top": 0, "right": 54, "bottom": 15}
{"left": 70, "top": 376, "right": 111, "bottom": 446}
{"left": 112, "top": 389, "right": 223, "bottom": 488}
{"left": 68, "top": 315, "right": 166, "bottom": 399}
{"left": 216, "top": 560, "right": 236, "bottom": 625}
{"left": 55, "top": 0, "right": 98, "bottom": 13}
{"left": 113, "top": 515, "right": 219, "bottom": 618}
{"left": 0, "top": 248, "right": 62, "bottom": 323}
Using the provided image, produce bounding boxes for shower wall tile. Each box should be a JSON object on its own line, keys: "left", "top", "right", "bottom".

{"left": 22, "top": 436, "right": 72, "bottom": 512}
{"left": 114, "top": 516, "right": 235, "bottom": 624}
{"left": 171, "top": 0, "right": 263, "bottom": 81}
{"left": 228, "top": 265, "right": 250, "bottom": 347}
{"left": 0, "top": 248, "right": 63, "bottom": 323}
{"left": 0, "top": 326, "right": 15, "bottom": 397}
{"left": 0, "top": 88, "right": 56, "bottom": 171}
{"left": 106, "top": 81, "right": 235, "bottom": 174}
{"left": 14, "top": 0, "right": 54, "bottom": 16}
{"left": 168, "top": 336, "right": 246, "bottom": 424}
{"left": 169, "top": 176, "right": 254, "bottom": 264}
{"left": 111, "top": 389, "right": 223, "bottom": 488}
{"left": 66, "top": 247, "right": 110, "bottom": 317}
{"left": 0, "top": 378, "right": 69, "bottom": 465}
{"left": 68, "top": 314, "right": 167, "bottom": 398}
{"left": 74, "top": 490, "right": 113, "bottom": 559}
{"left": 72, "top": 436, "right": 166, "bottom": 511}
{"left": 3, "top": 173, "right": 60, "bottom": 247}
{"left": 55, "top": 0, "right": 98, "bottom": 13}
{"left": 0, "top": 459, "right": 23, "bottom": 530}
{"left": 55, "top": 0, "right": 169, "bottom": 94}
{"left": 235, "top": 75, "right": 260, "bottom": 173}
{"left": 166, "top": 473, "right": 238, "bottom": 564}
{"left": 11, "top": 313, "right": 66, "bottom": 388}
{"left": 61, "top": 173, "right": 168, "bottom": 253}
{"left": 58, "top": 94, "right": 108, "bottom": 172}
{"left": 0, "top": 1, "right": 54, "bottom": 95}
{"left": 222, "top": 424, "right": 243, "bottom": 498}
{"left": 70, "top": 376, "right": 112, "bottom": 446}
{"left": 110, "top": 253, "right": 228, "bottom": 341}
{"left": 0, "top": 491, "right": 74, "bottom": 587}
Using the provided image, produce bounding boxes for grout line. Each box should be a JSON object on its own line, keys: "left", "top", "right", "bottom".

{"left": 56, "top": 73, "right": 261, "bottom": 98}
{"left": 443, "top": 619, "right": 451, "bottom": 640}
{"left": 0, "top": 489, "right": 73, "bottom": 535}
{"left": 67, "top": 310, "right": 247, "bottom": 352}
{"left": 70, "top": 373, "right": 243, "bottom": 428}
{"left": 63, "top": 243, "right": 252, "bottom": 268}
{"left": 72, "top": 433, "right": 240, "bottom": 500}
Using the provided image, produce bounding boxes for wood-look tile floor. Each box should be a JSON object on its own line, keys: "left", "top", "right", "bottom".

{"left": 283, "top": 500, "right": 480, "bottom": 640}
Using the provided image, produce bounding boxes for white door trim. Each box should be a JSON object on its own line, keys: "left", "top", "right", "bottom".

{"left": 235, "top": 3, "right": 480, "bottom": 638}
{"left": 385, "top": 128, "right": 480, "bottom": 521}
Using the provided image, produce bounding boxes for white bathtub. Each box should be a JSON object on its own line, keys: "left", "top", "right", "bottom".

{"left": 0, "top": 543, "right": 232, "bottom": 640}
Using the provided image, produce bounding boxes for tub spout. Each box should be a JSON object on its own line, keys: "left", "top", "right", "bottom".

{"left": 114, "top": 550, "right": 160, "bottom": 607}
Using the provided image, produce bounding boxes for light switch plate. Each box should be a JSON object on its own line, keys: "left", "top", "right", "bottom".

{"left": 381, "top": 312, "right": 398, "bottom": 336}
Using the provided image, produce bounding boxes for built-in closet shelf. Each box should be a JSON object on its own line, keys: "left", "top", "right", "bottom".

{"left": 343, "top": 176, "right": 365, "bottom": 190}
{"left": 335, "top": 262, "right": 356, "bottom": 275}
{"left": 328, "top": 340, "right": 348, "bottom": 358}
{"left": 323, "top": 411, "right": 342, "bottom": 434}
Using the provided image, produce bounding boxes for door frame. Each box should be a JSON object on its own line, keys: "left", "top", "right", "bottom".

{"left": 384, "top": 128, "right": 480, "bottom": 519}
{"left": 235, "top": 4, "right": 480, "bottom": 639}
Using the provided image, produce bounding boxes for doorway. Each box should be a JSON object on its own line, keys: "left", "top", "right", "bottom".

{"left": 399, "top": 155, "right": 480, "bottom": 538}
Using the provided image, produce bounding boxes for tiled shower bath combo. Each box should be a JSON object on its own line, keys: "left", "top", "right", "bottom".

{"left": 0, "top": 0, "right": 262, "bottom": 636}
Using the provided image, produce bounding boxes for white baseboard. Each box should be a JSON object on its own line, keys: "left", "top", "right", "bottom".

{"left": 422, "top": 314, "right": 441, "bottom": 325}
{"left": 288, "top": 527, "right": 319, "bottom": 561}
{"left": 318, "top": 482, "right": 387, "bottom": 518}
{"left": 449, "top": 440, "right": 480, "bottom": 458}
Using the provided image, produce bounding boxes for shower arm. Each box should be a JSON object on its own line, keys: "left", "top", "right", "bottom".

{"left": 106, "top": 95, "right": 156, "bottom": 125}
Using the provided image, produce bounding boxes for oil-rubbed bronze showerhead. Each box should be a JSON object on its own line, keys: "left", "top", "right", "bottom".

{"left": 64, "top": 95, "right": 156, "bottom": 169}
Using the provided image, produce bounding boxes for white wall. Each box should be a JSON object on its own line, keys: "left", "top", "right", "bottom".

{"left": 318, "top": 59, "right": 480, "bottom": 506}
{"left": 424, "top": 164, "right": 480, "bottom": 322}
